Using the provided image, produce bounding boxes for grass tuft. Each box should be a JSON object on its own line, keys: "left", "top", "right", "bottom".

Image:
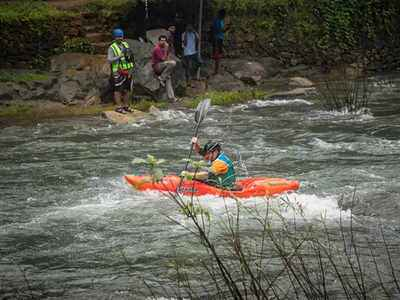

{"left": 0, "top": 70, "right": 50, "bottom": 83}
{"left": 183, "top": 90, "right": 269, "bottom": 109}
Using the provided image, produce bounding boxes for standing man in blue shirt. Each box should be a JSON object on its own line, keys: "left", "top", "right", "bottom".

{"left": 212, "top": 9, "right": 228, "bottom": 75}
{"left": 182, "top": 24, "right": 200, "bottom": 87}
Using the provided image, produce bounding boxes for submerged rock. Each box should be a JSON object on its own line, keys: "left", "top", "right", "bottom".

{"left": 289, "top": 77, "right": 314, "bottom": 87}
{"left": 102, "top": 110, "right": 148, "bottom": 125}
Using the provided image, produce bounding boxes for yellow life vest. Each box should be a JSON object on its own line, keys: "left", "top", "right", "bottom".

{"left": 110, "top": 41, "right": 134, "bottom": 73}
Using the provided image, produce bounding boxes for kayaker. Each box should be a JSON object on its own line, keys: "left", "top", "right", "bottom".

{"left": 183, "top": 137, "right": 236, "bottom": 189}
{"left": 107, "top": 28, "right": 135, "bottom": 114}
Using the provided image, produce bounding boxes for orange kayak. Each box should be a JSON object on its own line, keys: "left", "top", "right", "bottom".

{"left": 124, "top": 175, "right": 300, "bottom": 199}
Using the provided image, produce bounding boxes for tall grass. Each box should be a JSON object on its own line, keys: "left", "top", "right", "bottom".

{"left": 145, "top": 192, "right": 400, "bottom": 299}
{"left": 129, "top": 157, "right": 399, "bottom": 299}
{"left": 315, "top": 68, "right": 371, "bottom": 113}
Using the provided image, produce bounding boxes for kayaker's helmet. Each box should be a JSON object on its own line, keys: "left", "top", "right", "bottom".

{"left": 112, "top": 28, "right": 124, "bottom": 39}
{"left": 200, "top": 141, "right": 221, "bottom": 156}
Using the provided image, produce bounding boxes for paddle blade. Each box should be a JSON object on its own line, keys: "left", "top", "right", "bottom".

{"left": 194, "top": 98, "right": 211, "bottom": 124}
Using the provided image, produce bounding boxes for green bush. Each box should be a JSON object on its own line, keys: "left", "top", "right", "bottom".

{"left": 84, "top": 0, "right": 137, "bottom": 14}
{"left": 58, "top": 37, "right": 95, "bottom": 54}
{"left": 0, "top": 1, "right": 77, "bottom": 68}
{"left": 212, "top": 0, "right": 400, "bottom": 67}
{"left": 0, "top": 1, "right": 74, "bottom": 23}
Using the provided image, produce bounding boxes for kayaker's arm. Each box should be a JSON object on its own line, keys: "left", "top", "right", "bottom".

{"left": 181, "top": 171, "right": 208, "bottom": 180}
{"left": 191, "top": 137, "right": 201, "bottom": 154}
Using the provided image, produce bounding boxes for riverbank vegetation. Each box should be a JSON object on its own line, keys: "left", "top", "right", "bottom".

{"left": 213, "top": 0, "right": 400, "bottom": 71}
{"left": 183, "top": 90, "right": 268, "bottom": 109}
{"left": 0, "top": 1, "right": 78, "bottom": 68}
{"left": 0, "top": 102, "right": 113, "bottom": 122}
{"left": 0, "top": 99, "right": 168, "bottom": 124}
{"left": 0, "top": 70, "right": 50, "bottom": 83}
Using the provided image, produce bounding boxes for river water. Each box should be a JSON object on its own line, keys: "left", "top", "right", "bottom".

{"left": 1, "top": 75, "right": 400, "bottom": 298}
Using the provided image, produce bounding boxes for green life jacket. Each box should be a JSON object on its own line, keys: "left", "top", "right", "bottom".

{"left": 208, "top": 152, "right": 236, "bottom": 189}
{"left": 110, "top": 40, "right": 134, "bottom": 73}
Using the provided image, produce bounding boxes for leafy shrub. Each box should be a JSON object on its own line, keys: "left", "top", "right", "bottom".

{"left": 0, "top": 1, "right": 75, "bottom": 23}
{"left": 58, "top": 37, "right": 95, "bottom": 54}
{"left": 84, "top": 0, "right": 137, "bottom": 14}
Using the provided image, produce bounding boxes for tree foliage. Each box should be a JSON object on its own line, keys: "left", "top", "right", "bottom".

{"left": 213, "top": 0, "right": 400, "bottom": 67}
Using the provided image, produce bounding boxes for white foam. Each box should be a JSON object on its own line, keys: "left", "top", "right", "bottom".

{"left": 162, "top": 191, "right": 349, "bottom": 225}
{"left": 310, "top": 138, "right": 343, "bottom": 151}
{"left": 152, "top": 109, "right": 189, "bottom": 122}
{"left": 308, "top": 109, "right": 374, "bottom": 122}
{"left": 249, "top": 98, "right": 313, "bottom": 108}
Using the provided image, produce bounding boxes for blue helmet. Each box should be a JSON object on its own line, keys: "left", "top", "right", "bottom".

{"left": 112, "top": 28, "right": 124, "bottom": 38}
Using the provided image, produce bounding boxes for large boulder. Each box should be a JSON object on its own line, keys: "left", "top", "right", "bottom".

{"left": 256, "top": 57, "right": 282, "bottom": 78}
{"left": 146, "top": 29, "right": 169, "bottom": 46}
{"left": 223, "top": 59, "right": 266, "bottom": 85}
{"left": 207, "top": 71, "right": 246, "bottom": 91}
{"left": 49, "top": 53, "right": 110, "bottom": 103}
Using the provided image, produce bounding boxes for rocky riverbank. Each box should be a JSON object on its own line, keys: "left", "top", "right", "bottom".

{"left": 1, "top": 35, "right": 368, "bottom": 126}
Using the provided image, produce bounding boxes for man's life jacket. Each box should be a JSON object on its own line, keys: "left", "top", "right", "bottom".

{"left": 110, "top": 40, "right": 134, "bottom": 73}
{"left": 208, "top": 152, "right": 236, "bottom": 189}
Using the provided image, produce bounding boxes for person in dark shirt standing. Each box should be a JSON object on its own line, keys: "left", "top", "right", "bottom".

{"left": 166, "top": 25, "right": 176, "bottom": 56}
{"left": 212, "top": 9, "right": 228, "bottom": 75}
{"left": 151, "top": 35, "right": 178, "bottom": 102}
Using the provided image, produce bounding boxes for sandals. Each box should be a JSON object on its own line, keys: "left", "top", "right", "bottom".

{"left": 115, "top": 107, "right": 127, "bottom": 114}
{"left": 123, "top": 106, "right": 134, "bottom": 113}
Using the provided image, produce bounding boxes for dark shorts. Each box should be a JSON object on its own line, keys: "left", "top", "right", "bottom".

{"left": 212, "top": 38, "right": 223, "bottom": 60}
{"left": 111, "top": 72, "right": 131, "bottom": 92}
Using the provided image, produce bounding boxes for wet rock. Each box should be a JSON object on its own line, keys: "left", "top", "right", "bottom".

{"left": 146, "top": 29, "right": 169, "bottom": 46}
{"left": 0, "top": 82, "right": 17, "bottom": 101}
{"left": 84, "top": 88, "right": 101, "bottom": 106}
{"left": 268, "top": 87, "right": 316, "bottom": 99}
{"left": 148, "top": 105, "right": 161, "bottom": 117}
{"left": 289, "top": 77, "right": 314, "bottom": 87}
{"left": 126, "top": 39, "right": 153, "bottom": 65}
{"left": 50, "top": 53, "right": 108, "bottom": 73}
{"left": 256, "top": 57, "right": 282, "bottom": 78}
{"left": 102, "top": 110, "right": 147, "bottom": 124}
{"left": 224, "top": 59, "right": 266, "bottom": 85}
{"left": 59, "top": 81, "right": 81, "bottom": 103}
{"left": 208, "top": 71, "right": 246, "bottom": 91}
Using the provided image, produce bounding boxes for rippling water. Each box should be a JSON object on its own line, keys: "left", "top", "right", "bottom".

{"left": 1, "top": 75, "right": 400, "bottom": 298}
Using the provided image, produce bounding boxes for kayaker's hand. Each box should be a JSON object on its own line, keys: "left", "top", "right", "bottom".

{"left": 191, "top": 137, "right": 198, "bottom": 145}
{"left": 180, "top": 170, "right": 193, "bottom": 180}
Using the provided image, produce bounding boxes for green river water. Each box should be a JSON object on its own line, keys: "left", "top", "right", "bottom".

{"left": 1, "top": 75, "right": 399, "bottom": 299}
